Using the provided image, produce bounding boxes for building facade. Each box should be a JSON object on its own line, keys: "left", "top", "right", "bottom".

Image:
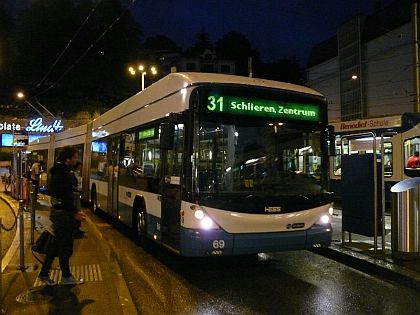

{"left": 307, "top": 0, "right": 417, "bottom": 122}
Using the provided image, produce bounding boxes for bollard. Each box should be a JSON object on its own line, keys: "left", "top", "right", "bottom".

{"left": 30, "top": 184, "right": 36, "bottom": 245}
{"left": 17, "top": 200, "right": 26, "bottom": 271}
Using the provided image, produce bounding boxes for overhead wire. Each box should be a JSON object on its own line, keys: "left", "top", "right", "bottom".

{"left": 31, "top": 0, "right": 104, "bottom": 94}
{"left": 33, "top": 0, "right": 139, "bottom": 98}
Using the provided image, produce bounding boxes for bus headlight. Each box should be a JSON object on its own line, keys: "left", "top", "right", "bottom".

{"left": 320, "top": 214, "right": 330, "bottom": 224}
{"left": 191, "top": 205, "right": 219, "bottom": 230}
{"left": 314, "top": 214, "right": 331, "bottom": 227}
{"left": 201, "top": 216, "right": 214, "bottom": 230}
{"left": 194, "top": 209, "right": 205, "bottom": 220}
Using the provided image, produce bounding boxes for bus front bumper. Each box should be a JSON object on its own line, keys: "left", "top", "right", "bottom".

{"left": 180, "top": 225, "right": 332, "bottom": 257}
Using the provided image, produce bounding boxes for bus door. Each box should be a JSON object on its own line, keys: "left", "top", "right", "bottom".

{"left": 107, "top": 136, "right": 120, "bottom": 218}
{"left": 160, "top": 123, "right": 183, "bottom": 249}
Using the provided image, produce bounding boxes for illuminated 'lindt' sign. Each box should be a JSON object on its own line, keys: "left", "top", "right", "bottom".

{"left": 25, "top": 118, "right": 64, "bottom": 133}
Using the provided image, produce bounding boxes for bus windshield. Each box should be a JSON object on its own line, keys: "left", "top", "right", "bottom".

{"left": 196, "top": 121, "right": 327, "bottom": 213}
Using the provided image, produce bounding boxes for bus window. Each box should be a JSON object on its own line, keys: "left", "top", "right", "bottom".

{"left": 119, "top": 133, "right": 136, "bottom": 186}
{"left": 333, "top": 136, "right": 342, "bottom": 176}
{"left": 404, "top": 137, "right": 420, "bottom": 169}
{"left": 383, "top": 142, "right": 393, "bottom": 177}
{"left": 91, "top": 140, "right": 107, "bottom": 180}
{"left": 166, "top": 124, "right": 184, "bottom": 177}
{"left": 121, "top": 127, "right": 160, "bottom": 193}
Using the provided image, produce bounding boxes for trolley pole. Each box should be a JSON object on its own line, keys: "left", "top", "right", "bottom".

{"left": 17, "top": 200, "right": 26, "bottom": 271}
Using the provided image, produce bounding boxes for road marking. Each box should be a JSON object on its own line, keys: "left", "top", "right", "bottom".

{"left": 33, "top": 264, "right": 103, "bottom": 286}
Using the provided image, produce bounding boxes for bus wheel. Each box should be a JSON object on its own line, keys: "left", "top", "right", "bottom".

{"left": 90, "top": 186, "right": 98, "bottom": 213}
{"left": 136, "top": 210, "right": 148, "bottom": 247}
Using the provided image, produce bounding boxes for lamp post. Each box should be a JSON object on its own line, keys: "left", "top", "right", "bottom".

{"left": 128, "top": 65, "right": 158, "bottom": 91}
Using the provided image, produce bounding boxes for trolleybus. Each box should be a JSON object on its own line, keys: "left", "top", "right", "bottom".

{"left": 30, "top": 72, "right": 334, "bottom": 256}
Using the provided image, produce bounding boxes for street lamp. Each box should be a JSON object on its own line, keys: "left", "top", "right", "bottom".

{"left": 128, "top": 65, "right": 158, "bottom": 91}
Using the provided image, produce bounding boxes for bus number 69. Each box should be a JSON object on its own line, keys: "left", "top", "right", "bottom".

{"left": 212, "top": 240, "right": 225, "bottom": 249}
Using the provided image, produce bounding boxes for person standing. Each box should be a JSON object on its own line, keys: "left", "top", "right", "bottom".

{"left": 407, "top": 151, "right": 420, "bottom": 168}
{"left": 30, "top": 160, "right": 41, "bottom": 202}
{"left": 37, "top": 146, "right": 84, "bottom": 286}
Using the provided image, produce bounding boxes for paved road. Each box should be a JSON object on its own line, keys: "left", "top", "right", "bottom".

{"left": 89, "top": 211, "right": 420, "bottom": 315}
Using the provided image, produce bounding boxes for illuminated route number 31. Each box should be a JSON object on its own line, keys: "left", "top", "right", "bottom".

{"left": 208, "top": 96, "right": 224, "bottom": 112}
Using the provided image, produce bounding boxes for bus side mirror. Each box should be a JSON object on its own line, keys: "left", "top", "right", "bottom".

{"left": 160, "top": 123, "right": 175, "bottom": 150}
{"left": 328, "top": 125, "right": 335, "bottom": 156}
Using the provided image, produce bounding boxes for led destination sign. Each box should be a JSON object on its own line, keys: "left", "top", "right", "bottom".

{"left": 206, "top": 95, "right": 320, "bottom": 122}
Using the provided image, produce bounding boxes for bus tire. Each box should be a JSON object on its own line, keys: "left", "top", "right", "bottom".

{"left": 90, "top": 185, "right": 98, "bottom": 213}
{"left": 133, "top": 197, "right": 148, "bottom": 247}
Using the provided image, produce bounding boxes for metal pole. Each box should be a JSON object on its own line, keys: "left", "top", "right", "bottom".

{"left": 17, "top": 200, "right": 26, "bottom": 270}
{"left": 380, "top": 134, "right": 386, "bottom": 251}
{"left": 413, "top": 0, "right": 420, "bottom": 112}
{"left": 141, "top": 72, "right": 146, "bottom": 91}
{"left": 19, "top": 151, "right": 23, "bottom": 200}
{"left": 30, "top": 184, "right": 36, "bottom": 245}
{"left": 373, "top": 133, "right": 378, "bottom": 254}
{"left": 248, "top": 57, "right": 253, "bottom": 78}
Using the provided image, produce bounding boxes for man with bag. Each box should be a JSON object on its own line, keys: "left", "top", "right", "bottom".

{"left": 37, "top": 146, "right": 85, "bottom": 286}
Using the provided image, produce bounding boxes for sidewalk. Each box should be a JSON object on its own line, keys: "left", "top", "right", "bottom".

{"left": 0, "top": 192, "right": 137, "bottom": 314}
{"left": 318, "top": 208, "right": 420, "bottom": 290}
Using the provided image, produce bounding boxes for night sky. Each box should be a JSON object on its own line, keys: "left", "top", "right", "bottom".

{"left": 5, "top": 0, "right": 395, "bottom": 66}
{"left": 129, "top": 0, "right": 394, "bottom": 65}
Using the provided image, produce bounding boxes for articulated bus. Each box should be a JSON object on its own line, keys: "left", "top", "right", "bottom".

{"left": 330, "top": 113, "right": 420, "bottom": 205}
{"left": 29, "top": 72, "right": 334, "bottom": 256}
{"left": 27, "top": 124, "right": 89, "bottom": 198}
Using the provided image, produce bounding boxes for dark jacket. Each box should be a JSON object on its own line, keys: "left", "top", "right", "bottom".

{"left": 49, "top": 162, "right": 76, "bottom": 214}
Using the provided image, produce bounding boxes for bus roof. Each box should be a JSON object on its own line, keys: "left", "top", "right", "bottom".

{"left": 170, "top": 72, "right": 324, "bottom": 97}
{"left": 91, "top": 72, "right": 325, "bottom": 132}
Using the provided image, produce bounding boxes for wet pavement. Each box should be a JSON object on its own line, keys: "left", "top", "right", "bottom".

{"left": 321, "top": 208, "right": 420, "bottom": 291}
{"left": 1, "top": 184, "right": 420, "bottom": 314}
{"left": 91, "top": 209, "right": 420, "bottom": 315}
{"left": 0, "top": 198, "right": 17, "bottom": 260}
{"left": 0, "top": 191, "right": 136, "bottom": 314}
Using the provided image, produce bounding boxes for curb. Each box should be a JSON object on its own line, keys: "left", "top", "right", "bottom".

{"left": 313, "top": 244, "right": 420, "bottom": 291}
{"left": 83, "top": 211, "right": 138, "bottom": 315}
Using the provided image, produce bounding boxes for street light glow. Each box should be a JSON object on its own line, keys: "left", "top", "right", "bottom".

{"left": 17, "top": 92, "right": 25, "bottom": 99}
{"left": 128, "top": 67, "right": 136, "bottom": 75}
{"left": 351, "top": 74, "right": 358, "bottom": 80}
{"left": 127, "top": 64, "right": 158, "bottom": 91}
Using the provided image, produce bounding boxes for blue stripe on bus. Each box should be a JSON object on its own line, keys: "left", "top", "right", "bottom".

{"left": 180, "top": 225, "right": 332, "bottom": 257}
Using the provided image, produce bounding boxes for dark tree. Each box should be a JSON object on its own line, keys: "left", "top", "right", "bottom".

{"left": 13, "top": 0, "right": 143, "bottom": 116}
{"left": 255, "top": 58, "right": 305, "bottom": 85}
{"left": 184, "top": 28, "right": 212, "bottom": 56}
{"left": 0, "top": 4, "right": 15, "bottom": 103}
{"left": 215, "top": 31, "right": 259, "bottom": 76}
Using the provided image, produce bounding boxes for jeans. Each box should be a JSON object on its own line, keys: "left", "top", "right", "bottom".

{"left": 40, "top": 210, "right": 75, "bottom": 278}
